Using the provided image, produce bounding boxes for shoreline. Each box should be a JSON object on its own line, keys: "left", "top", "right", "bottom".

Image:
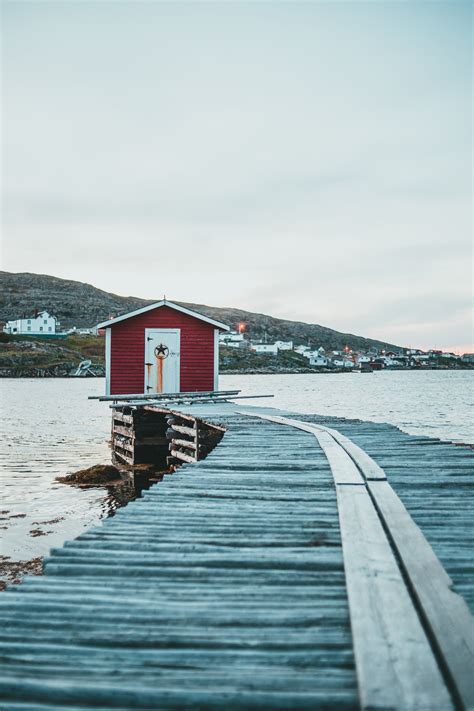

{"left": 0, "top": 365, "right": 472, "bottom": 378}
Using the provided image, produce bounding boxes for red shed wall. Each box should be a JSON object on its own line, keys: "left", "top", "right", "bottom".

{"left": 109, "top": 306, "right": 216, "bottom": 394}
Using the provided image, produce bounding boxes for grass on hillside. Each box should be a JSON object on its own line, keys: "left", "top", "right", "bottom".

{"left": 0, "top": 334, "right": 105, "bottom": 369}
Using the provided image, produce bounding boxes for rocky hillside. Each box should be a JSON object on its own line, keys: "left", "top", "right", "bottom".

{"left": 0, "top": 334, "right": 105, "bottom": 378}
{"left": 0, "top": 271, "right": 401, "bottom": 352}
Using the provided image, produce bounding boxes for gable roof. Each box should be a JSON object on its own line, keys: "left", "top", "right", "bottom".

{"left": 96, "top": 300, "right": 230, "bottom": 331}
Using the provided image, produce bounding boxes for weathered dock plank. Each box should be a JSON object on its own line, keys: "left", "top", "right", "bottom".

{"left": 0, "top": 411, "right": 358, "bottom": 710}
{"left": 336, "top": 485, "right": 451, "bottom": 710}
{"left": 245, "top": 413, "right": 467, "bottom": 709}
{"left": 0, "top": 403, "right": 472, "bottom": 710}
{"left": 368, "top": 479, "right": 474, "bottom": 708}
{"left": 292, "top": 410, "right": 474, "bottom": 615}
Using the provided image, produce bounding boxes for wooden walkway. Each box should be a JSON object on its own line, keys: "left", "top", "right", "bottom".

{"left": 243, "top": 412, "right": 473, "bottom": 709}
{"left": 0, "top": 404, "right": 472, "bottom": 710}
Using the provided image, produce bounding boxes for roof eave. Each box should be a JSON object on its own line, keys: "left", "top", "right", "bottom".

{"left": 96, "top": 300, "right": 230, "bottom": 331}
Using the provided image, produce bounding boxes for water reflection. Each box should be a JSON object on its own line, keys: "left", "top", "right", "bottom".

{"left": 90, "top": 467, "right": 168, "bottom": 518}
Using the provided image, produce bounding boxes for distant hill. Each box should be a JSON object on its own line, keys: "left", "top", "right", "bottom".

{"left": 0, "top": 271, "right": 401, "bottom": 352}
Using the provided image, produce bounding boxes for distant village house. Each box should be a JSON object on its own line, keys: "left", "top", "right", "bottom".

{"left": 3, "top": 311, "right": 59, "bottom": 335}
{"left": 275, "top": 340, "right": 293, "bottom": 351}
{"left": 219, "top": 331, "right": 246, "bottom": 348}
{"left": 309, "top": 354, "right": 328, "bottom": 367}
{"left": 332, "top": 357, "right": 355, "bottom": 368}
{"left": 251, "top": 343, "right": 278, "bottom": 355}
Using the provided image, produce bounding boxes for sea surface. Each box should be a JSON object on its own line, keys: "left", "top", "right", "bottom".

{"left": 222, "top": 370, "right": 474, "bottom": 443}
{"left": 0, "top": 371, "right": 472, "bottom": 564}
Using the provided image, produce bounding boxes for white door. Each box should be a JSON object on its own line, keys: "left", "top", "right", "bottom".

{"left": 144, "top": 329, "right": 180, "bottom": 394}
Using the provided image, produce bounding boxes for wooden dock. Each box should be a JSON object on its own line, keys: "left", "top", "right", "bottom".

{"left": 0, "top": 403, "right": 472, "bottom": 710}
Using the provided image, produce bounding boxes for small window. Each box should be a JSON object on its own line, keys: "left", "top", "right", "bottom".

{"left": 27, "top": 327, "right": 31, "bottom": 332}
{"left": 27, "top": 319, "right": 31, "bottom": 324}
{"left": 39, "top": 326, "right": 43, "bottom": 331}
{"left": 48, "top": 327, "right": 52, "bottom": 332}
{"left": 44, "top": 319, "right": 47, "bottom": 324}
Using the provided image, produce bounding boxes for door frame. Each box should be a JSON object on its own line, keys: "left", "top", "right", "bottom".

{"left": 105, "top": 327, "right": 112, "bottom": 395}
{"left": 144, "top": 328, "right": 181, "bottom": 393}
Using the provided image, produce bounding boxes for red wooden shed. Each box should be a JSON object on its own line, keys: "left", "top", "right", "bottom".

{"left": 97, "top": 300, "right": 229, "bottom": 396}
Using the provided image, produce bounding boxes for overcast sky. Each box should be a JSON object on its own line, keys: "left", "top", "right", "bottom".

{"left": 2, "top": 1, "right": 472, "bottom": 350}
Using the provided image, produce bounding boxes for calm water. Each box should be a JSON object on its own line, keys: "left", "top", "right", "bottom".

{"left": 222, "top": 370, "right": 474, "bottom": 443}
{"left": 1, "top": 379, "right": 110, "bottom": 561}
{"left": 0, "top": 371, "right": 472, "bottom": 563}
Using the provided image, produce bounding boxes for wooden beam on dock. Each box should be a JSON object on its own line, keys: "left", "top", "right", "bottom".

{"left": 337, "top": 482, "right": 451, "bottom": 709}
{"left": 311, "top": 430, "right": 365, "bottom": 486}
{"left": 311, "top": 423, "right": 387, "bottom": 481}
{"left": 170, "top": 448, "right": 201, "bottom": 464}
{"left": 168, "top": 423, "right": 196, "bottom": 438}
{"left": 241, "top": 411, "right": 473, "bottom": 710}
{"left": 367, "top": 479, "right": 474, "bottom": 709}
{"left": 171, "top": 438, "right": 198, "bottom": 450}
{"left": 89, "top": 390, "right": 241, "bottom": 402}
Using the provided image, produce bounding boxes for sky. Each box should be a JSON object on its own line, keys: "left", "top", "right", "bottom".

{"left": 1, "top": 0, "right": 472, "bottom": 351}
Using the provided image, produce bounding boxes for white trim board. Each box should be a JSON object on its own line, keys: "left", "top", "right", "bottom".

{"left": 105, "top": 328, "right": 111, "bottom": 396}
{"left": 214, "top": 328, "right": 219, "bottom": 391}
{"left": 97, "top": 300, "right": 230, "bottom": 331}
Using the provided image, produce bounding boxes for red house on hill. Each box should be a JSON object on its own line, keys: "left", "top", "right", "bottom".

{"left": 97, "top": 301, "right": 229, "bottom": 396}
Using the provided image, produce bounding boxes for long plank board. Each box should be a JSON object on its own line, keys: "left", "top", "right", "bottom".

{"left": 297, "top": 418, "right": 474, "bottom": 707}
{"left": 241, "top": 411, "right": 464, "bottom": 709}
{"left": 312, "top": 430, "right": 365, "bottom": 485}
{"left": 309, "top": 423, "right": 386, "bottom": 481}
{"left": 336, "top": 485, "right": 452, "bottom": 709}
{"left": 368, "top": 479, "right": 474, "bottom": 709}
{"left": 243, "top": 413, "right": 386, "bottom": 481}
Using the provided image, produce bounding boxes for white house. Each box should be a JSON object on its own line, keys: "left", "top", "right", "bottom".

{"left": 219, "top": 331, "right": 244, "bottom": 344}
{"left": 221, "top": 341, "right": 241, "bottom": 349}
{"left": 302, "top": 349, "right": 324, "bottom": 360}
{"left": 65, "top": 326, "right": 98, "bottom": 336}
{"left": 275, "top": 340, "right": 293, "bottom": 351}
{"left": 219, "top": 331, "right": 246, "bottom": 349}
{"left": 381, "top": 357, "right": 398, "bottom": 367}
{"left": 251, "top": 343, "right": 278, "bottom": 355}
{"left": 332, "top": 358, "right": 355, "bottom": 369}
{"left": 3, "top": 311, "right": 59, "bottom": 336}
{"left": 294, "top": 345, "right": 310, "bottom": 354}
{"left": 310, "top": 355, "right": 328, "bottom": 367}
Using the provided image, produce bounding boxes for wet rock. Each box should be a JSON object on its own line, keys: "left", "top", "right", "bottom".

{"left": 29, "top": 528, "right": 49, "bottom": 537}
{"left": 56, "top": 464, "right": 121, "bottom": 487}
{"left": 32, "top": 517, "right": 65, "bottom": 525}
{"left": 0, "top": 556, "right": 43, "bottom": 591}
